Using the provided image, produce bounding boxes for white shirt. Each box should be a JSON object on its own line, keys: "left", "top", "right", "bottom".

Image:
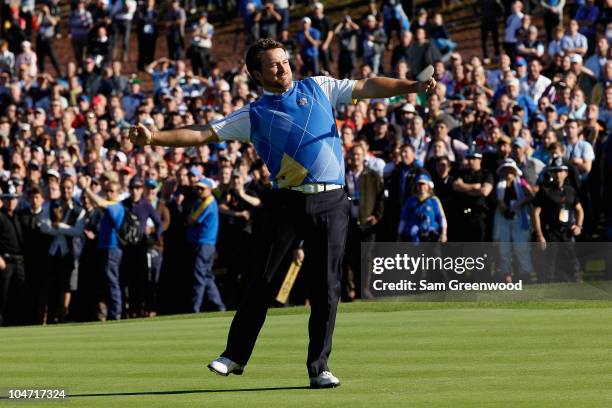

{"left": 520, "top": 74, "right": 552, "bottom": 103}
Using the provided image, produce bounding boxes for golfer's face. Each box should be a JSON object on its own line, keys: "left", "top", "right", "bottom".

{"left": 259, "top": 48, "right": 293, "bottom": 92}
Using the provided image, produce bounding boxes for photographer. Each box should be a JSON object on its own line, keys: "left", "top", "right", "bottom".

{"left": 493, "top": 159, "right": 534, "bottom": 282}
{"left": 334, "top": 14, "right": 360, "bottom": 79}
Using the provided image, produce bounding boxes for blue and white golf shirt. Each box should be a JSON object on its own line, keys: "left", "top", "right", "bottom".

{"left": 210, "top": 77, "right": 355, "bottom": 188}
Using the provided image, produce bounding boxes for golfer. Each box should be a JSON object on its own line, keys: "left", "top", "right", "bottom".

{"left": 130, "top": 38, "right": 435, "bottom": 388}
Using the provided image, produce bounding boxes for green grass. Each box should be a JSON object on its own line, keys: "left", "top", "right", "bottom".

{"left": 2, "top": 301, "right": 612, "bottom": 407}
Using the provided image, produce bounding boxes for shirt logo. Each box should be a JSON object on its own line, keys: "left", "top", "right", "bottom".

{"left": 298, "top": 97, "right": 308, "bottom": 106}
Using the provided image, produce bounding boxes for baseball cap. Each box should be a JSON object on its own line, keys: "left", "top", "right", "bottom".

{"left": 188, "top": 166, "right": 202, "bottom": 178}
{"left": 46, "top": 169, "right": 61, "bottom": 179}
{"left": 1, "top": 182, "right": 19, "bottom": 199}
{"left": 302, "top": 16, "right": 311, "bottom": 24}
{"left": 534, "top": 113, "right": 546, "bottom": 122}
{"left": 465, "top": 145, "right": 483, "bottom": 159}
{"left": 550, "top": 156, "right": 568, "bottom": 171}
{"left": 402, "top": 103, "right": 416, "bottom": 113}
{"left": 114, "top": 151, "right": 128, "bottom": 164}
{"left": 512, "top": 137, "right": 528, "bottom": 148}
{"left": 570, "top": 54, "right": 583, "bottom": 64}
{"left": 515, "top": 57, "right": 527, "bottom": 67}
{"left": 510, "top": 114, "right": 522, "bottom": 122}
{"left": 497, "top": 158, "right": 523, "bottom": 176}
{"left": 196, "top": 177, "right": 214, "bottom": 189}
{"left": 129, "top": 176, "right": 144, "bottom": 188}
{"left": 375, "top": 117, "right": 389, "bottom": 125}
{"left": 415, "top": 173, "right": 434, "bottom": 188}
{"left": 145, "top": 179, "right": 158, "bottom": 189}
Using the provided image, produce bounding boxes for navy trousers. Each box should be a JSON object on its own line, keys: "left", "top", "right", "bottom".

{"left": 221, "top": 188, "right": 349, "bottom": 377}
{"left": 191, "top": 243, "right": 225, "bottom": 312}
{"left": 101, "top": 248, "right": 123, "bottom": 320}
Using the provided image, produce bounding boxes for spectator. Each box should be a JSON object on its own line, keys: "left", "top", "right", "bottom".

{"left": 310, "top": 2, "right": 333, "bottom": 75}
{"left": 476, "top": 0, "right": 504, "bottom": 63}
{"left": 15, "top": 41, "right": 37, "bottom": 78}
{"left": 343, "top": 144, "right": 384, "bottom": 300}
{"left": 575, "top": 0, "right": 600, "bottom": 53}
{"left": 541, "top": 0, "right": 566, "bottom": 43}
{"left": 493, "top": 158, "right": 534, "bottom": 282}
{"left": 189, "top": 12, "right": 214, "bottom": 77}
{"left": 335, "top": 15, "right": 360, "bottom": 79}
{"left": 547, "top": 27, "right": 566, "bottom": 59}
{"left": 585, "top": 37, "right": 609, "bottom": 80}
{"left": 380, "top": 143, "right": 425, "bottom": 241}
{"left": 429, "top": 13, "right": 456, "bottom": 56}
{"left": 398, "top": 173, "right": 447, "bottom": 242}
{"left": 121, "top": 176, "right": 163, "bottom": 317}
{"left": 136, "top": 0, "right": 159, "bottom": 71}
{"left": 391, "top": 30, "right": 412, "bottom": 73}
{"left": 406, "top": 28, "right": 441, "bottom": 78}
{"left": 0, "top": 183, "right": 27, "bottom": 326}
{"left": 297, "top": 17, "right": 321, "bottom": 76}
{"left": 69, "top": 0, "right": 94, "bottom": 64}
{"left": 452, "top": 146, "right": 494, "bottom": 241}
{"left": 79, "top": 176, "right": 124, "bottom": 320}
{"left": 165, "top": 0, "right": 186, "bottom": 61}
{"left": 186, "top": 177, "right": 225, "bottom": 312}
{"left": 0, "top": 40, "right": 15, "bottom": 74}
{"left": 360, "top": 14, "right": 386, "bottom": 75}
{"left": 259, "top": 0, "right": 282, "bottom": 40}
{"left": 40, "top": 177, "right": 85, "bottom": 324}
{"left": 533, "top": 157, "right": 584, "bottom": 282}
{"left": 561, "top": 19, "right": 588, "bottom": 56}
{"left": 511, "top": 137, "right": 545, "bottom": 185}
{"left": 563, "top": 119, "right": 595, "bottom": 182}
{"left": 111, "top": 0, "right": 137, "bottom": 62}
{"left": 35, "top": 4, "right": 61, "bottom": 76}
{"left": 516, "top": 25, "right": 545, "bottom": 61}
{"left": 504, "top": 0, "right": 525, "bottom": 61}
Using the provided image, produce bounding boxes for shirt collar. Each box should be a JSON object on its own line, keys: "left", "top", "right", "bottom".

{"left": 263, "top": 82, "right": 294, "bottom": 96}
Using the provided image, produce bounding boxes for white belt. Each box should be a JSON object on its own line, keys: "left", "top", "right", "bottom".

{"left": 288, "top": 183, "right": 343, "bottom": 194}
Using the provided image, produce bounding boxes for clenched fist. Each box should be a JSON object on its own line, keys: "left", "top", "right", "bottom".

{"left": 417, "top": 78, "right": 437, "bottom": 93}
{"left": 129, "top": 123, "right": 153, "bottom": 146}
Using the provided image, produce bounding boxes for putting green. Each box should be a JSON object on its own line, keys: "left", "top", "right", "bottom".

{"left": 2, "top": 301, "right": 612, "bottom": 407}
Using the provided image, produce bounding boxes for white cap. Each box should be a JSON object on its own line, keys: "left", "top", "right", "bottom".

{"left": 114, "top": 151, "right": 128, "bottom": 163}
{"left": 302, "top": 16, "right": 311, "bottom": 24}
{"left": 570, "top": 54, "right": 583, "bottom": 64}
{"left": 402, "top": 103, "right": 416, "bottom": 113}
{"left": 313, "top": 2, "right": 323, "bottom": 9}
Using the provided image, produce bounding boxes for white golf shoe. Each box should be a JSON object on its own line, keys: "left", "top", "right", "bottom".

{"left": 309, "top": 371, "right": 341, "bottom": 389}
{"left": 207, "top": 357, "right": 245, "bottom": 376}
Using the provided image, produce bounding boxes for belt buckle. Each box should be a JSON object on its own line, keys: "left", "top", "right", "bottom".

{"left": 304, "top": 184, "right": 317, "bottom": 194}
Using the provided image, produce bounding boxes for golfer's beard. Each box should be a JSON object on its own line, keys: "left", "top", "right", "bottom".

{"left": 265, "top": 75, "right": 292, "bottom": 92}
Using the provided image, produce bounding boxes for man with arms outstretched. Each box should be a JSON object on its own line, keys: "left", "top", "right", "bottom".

{"left": 130, "top": 38, "right": 435, "bottom": 388}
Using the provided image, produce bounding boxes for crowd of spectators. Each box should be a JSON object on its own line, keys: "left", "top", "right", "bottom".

{"left": 0, "top": 0, "right": 610, "bottom": 326}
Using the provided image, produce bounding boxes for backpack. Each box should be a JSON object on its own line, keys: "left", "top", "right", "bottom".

{"left": 116, "top": 205, "right": 141, "bottom": 247}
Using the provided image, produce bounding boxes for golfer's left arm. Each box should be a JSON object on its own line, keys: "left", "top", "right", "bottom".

{"left": 351, "top": 77, "right": 436, "bottom": 99}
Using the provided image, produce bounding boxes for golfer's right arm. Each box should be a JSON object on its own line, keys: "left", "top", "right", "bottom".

{"left": 131, "top": 123, "right": 220, "bottom": 147}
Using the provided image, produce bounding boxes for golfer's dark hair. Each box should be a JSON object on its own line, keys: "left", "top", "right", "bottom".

{"left": 245, "top": 39, "right": 286, "bottom": 85}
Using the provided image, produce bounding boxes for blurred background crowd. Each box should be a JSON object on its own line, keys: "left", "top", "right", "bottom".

{"left": 0, "top": 0, "right": 611, "bottom": 326}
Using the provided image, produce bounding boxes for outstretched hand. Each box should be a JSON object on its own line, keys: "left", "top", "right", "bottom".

{"left": 418, "top": 78, "right": 437, "bottom": 93}
{"left": 129, "top": 123, "right": 153, "bottom": 146}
